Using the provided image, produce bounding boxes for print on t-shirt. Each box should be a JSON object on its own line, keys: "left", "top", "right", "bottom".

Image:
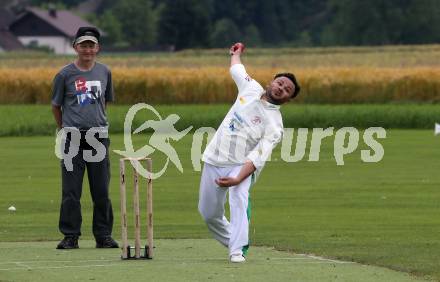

{"left": 75, "top": 77, "right": 102, "bottom": 106}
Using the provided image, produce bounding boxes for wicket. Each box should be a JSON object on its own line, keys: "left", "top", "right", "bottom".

{"left": 119, "top": 157, "right": 153, "bottom": 259}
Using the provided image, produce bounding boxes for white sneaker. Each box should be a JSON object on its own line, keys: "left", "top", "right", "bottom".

{"left": 230, "top": 254, "right": 246, "bottom": 263}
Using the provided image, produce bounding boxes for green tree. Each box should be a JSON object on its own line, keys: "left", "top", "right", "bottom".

{"left": 96, "top": 10, "right": 123, "bottom": 46}
{"left": 112, "top": 0, "right": 157, "bottom": 49}
{"left": 211, "top": 0, "right": 245, "bottom": 25}
{"left": 320, "top": 0, "right": 440, "bottom": 46}
{"left": 243, "top": 24, "right": 261, "bottom": 47}
{"left": 399, "top": 0, "right": 440, "bottom": 44}
{"left": 210, "top": 18, "right": 241, "bottom": 47}
{"left": 288, "top": 0, "right": 331, "bottom": 45}
{"left": 254, "top": 0, "right": 283, "bottom": 43}
{"left": 157, "top": 0, "right": 211, "bottom": 50}
{"left": 321, "top": 0, "right": 389, "bottom": 45}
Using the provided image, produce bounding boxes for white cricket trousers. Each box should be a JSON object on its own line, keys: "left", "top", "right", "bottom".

{"left": 198, "top": 163, "right": 252, "bottom": 256}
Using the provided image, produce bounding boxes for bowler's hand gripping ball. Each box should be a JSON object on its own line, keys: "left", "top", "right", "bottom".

{"left": 232, "top": 42, "right": 245, "bottom": 54}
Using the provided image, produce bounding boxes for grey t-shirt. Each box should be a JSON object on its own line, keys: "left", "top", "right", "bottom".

{"left": 51, "top": 62, "right": 114, "bottom": 130}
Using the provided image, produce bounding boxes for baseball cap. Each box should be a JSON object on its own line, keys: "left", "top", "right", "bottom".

{"left": 73, "top": 26, "right": 100, "bottom": 46}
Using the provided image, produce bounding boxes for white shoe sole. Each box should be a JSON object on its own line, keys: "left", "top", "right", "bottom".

{"left": 230, "top": 255, "right": 246, "bottom": 263}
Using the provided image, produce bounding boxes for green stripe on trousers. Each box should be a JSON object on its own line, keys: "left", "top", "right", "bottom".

{"left": 242, "top": 173, "right": 254, "bottom": 256}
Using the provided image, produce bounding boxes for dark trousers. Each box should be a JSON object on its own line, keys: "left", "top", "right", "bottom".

{"left": 58, "top": 131, "right": 114, "bottom": 239}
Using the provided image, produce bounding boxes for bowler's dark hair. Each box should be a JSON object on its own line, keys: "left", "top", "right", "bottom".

{"left": 274, "top": 73, "right": 300, "bottom": 98}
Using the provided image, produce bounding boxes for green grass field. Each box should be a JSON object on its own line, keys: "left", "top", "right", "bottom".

{"left": 0, "top": 129, "right": 439, "bottom": 281}
{"left": 1, "top": 104, "right": 440, "bottom": 137}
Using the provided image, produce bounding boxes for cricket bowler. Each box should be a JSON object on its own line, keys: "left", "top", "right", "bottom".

{"left": 198, "top": 42, "right": 301, "bottom": 263}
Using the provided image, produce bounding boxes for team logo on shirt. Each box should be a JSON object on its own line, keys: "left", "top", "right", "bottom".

{"left": 229, "top": 112, "right": 245, "bottom": 132}
{"left": 245, "top": 75, "right": 251, "bottom": 82}
{"left": 75, "top": 77, "right": 87, "bottom": 93}
{"left": 233, "top": 112, "right": 244, "bottom": 123}
{"left": 74, "top": 77, "right": 102, "bottom": 106}
{"left": 229, "top": 120, "right": 236, "bottom": 131}
{"left": 251, "top": 116, "right": 262, "bottom": 125}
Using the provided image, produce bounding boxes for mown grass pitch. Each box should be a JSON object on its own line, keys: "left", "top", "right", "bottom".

{"left": 0, "top": 240, "right": 425, "bottom": 282}
{"left": 0, "top": 130, "right": 439, "bottom": 281}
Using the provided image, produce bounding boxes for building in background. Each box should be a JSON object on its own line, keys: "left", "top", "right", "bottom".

{"left": 0, "top": 8, "right": 24, "bottom": 52}
{"left": 9, "top": 7, "right": 100, "bottom": 54}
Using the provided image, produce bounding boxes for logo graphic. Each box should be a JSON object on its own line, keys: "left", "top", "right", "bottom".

{"left": 75, "top": 77, "right": 87, "bottom": 92}
{"left": 54, "top": 104, "right": 386, "bottom": 175}
{"left": 233, "top": 112, "right": 244, "bottom": 123}
{"left": 228, "top": 120, "right": 236, "bottom": 132}
{"left": 114, "top": 103, "right": 193, "bottom": 179}
{"left": 75, "top": 77, "right": 102, "bottom": 106}
{"left": 54, "top": 127, "right": 108, "bottom": 171}
{"left": 251, "top": 116, "right": 261, "bottom": 125}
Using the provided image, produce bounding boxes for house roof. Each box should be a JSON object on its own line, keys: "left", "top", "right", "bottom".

{"left": 21, "top": 7, "right": 98, "bottom": 37}
{"left": 0, "top": 8, "right": 24, "bottom": 50}
{"left": 0, "top": 8, "right": 16, "bottom": 29}
{"left": 0, "top": 30, "right": 24, "bottom": 50}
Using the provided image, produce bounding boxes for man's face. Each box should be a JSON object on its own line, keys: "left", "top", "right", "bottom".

{"left": 74, "top": 41, "right": 99, "bottom": 62}
{"left": 267, "top": 76, "right": 295, "bottom": 105}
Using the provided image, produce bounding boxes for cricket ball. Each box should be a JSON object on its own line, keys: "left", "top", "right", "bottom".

{"left": 233, "top": 42, "right": 245, "bottom": 53}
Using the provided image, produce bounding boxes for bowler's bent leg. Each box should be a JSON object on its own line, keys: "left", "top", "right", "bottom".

{"left": 198, "top": 163, "right": 230, "bottom": 247}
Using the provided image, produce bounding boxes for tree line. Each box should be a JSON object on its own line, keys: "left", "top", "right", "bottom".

{"left": 32, "top": 0, "right": 440, "bottom": 50}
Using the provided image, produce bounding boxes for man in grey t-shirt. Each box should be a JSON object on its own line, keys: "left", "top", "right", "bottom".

{"left": 52, "top": 27, "right": 118, "bottom": 249}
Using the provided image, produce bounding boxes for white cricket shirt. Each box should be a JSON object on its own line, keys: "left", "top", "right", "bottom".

{"left": 202, "top": 64, "right": 284, "bottom": 178}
